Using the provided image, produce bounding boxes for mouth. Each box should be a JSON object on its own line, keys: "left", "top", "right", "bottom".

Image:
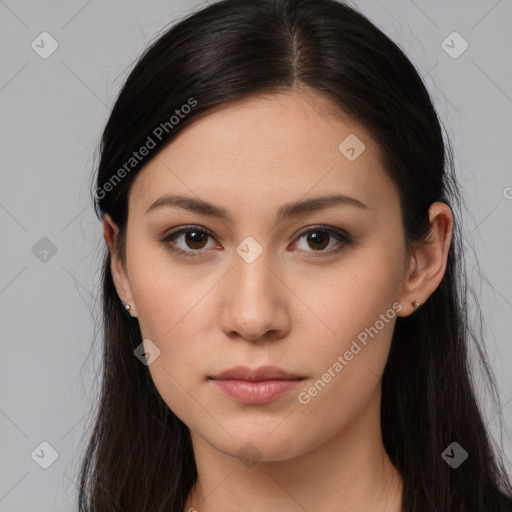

{"left": 209, "top": 365, "right": 305, "bottom": 405}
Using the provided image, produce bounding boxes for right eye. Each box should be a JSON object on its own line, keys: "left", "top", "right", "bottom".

{"left": 160, "top": 225, "right": 219, "bottom": 259}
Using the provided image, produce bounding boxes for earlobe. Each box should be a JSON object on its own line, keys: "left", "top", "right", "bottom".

{"left": 121, "top": 299, "right": 138, "bottom": 319}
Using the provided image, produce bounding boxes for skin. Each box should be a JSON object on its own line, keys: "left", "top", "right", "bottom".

{"left": 103, "top": 88, "right": 453, "bottom": 512}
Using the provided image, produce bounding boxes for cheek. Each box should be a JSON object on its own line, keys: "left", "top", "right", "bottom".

{"left": 128, "top": 239, "right": 203, "bottom": 340}
{"left": 293, "top": 249, "right": 402, "bottom": 352}
{"left": 292, "top": 296, "right": 398, "bottom": 444}
{"left": 128, "top": 248, "right": 218, "bottom": 395}
{"left": 133, "top": 274, "right": 207, "bottom": 365}
{"left": 291, "top": 248, "right": 403, "bottom": 404}
{"left": 133, "top": 275, "right": 209, "bottom": 424}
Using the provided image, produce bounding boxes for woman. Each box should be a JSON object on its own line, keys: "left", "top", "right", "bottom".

{"left": 80, "top": 0, "right": 512, "bottom": 510}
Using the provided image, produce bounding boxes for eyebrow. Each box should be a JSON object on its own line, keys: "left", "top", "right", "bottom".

{"left": 145, "top": 193, "right": 368, "bottom": 222}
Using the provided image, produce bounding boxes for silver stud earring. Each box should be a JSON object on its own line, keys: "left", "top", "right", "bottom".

{"left": 412, "top": 299, "right": 421, "bottom": 309}
{"left": 122, "top": 299, "right": 137, "bottom": 318}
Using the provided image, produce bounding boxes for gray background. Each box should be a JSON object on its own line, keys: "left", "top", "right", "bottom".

{"left": 1, "top": 0, "right": 511, "bottom": 510}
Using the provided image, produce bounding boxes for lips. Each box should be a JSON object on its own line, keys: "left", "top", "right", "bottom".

{"left": 209, "top": 365, "right": 304, "bottom": 405}
{"left": 210, "top": 365, "right": 303, "bottom": 381}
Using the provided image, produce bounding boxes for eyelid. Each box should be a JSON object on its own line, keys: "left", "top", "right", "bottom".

{"left": 292, "top": 224, "right": 350, "bottom": 242}
{"left": 163, "top": 224, "right": 215, "bottom": 239}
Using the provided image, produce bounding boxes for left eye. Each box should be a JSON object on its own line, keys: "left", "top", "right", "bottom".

{"left": 293, "top": 227, "right": 350, "bottom": 254}
{"left": 161, "top": 225, "right": 351, "bottom": 259}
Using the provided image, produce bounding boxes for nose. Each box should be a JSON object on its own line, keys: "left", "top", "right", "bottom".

{"left": 218, "top": 247, "right": 291, "bottom": 342}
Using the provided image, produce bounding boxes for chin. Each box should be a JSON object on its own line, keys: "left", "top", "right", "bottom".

{"left": 195, "top": 423, "right": 314, "bottom": 464}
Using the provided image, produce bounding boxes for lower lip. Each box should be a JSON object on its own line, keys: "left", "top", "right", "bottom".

{"left": 211, "top": 378, "right": 302, "bottom": 405}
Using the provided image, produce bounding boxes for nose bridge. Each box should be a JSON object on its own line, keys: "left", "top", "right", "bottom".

{"left": 235, "top": 242, "right": 274, "bottom": 300}
{"left": 219, "top": 238, "right": 289, "bottom": 340}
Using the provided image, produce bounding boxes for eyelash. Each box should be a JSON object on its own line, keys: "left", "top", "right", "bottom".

{"left": 160, "top": 224, "right": 352, "bottom": 260}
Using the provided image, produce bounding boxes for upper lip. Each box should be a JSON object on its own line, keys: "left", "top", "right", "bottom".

{"left": 210, "top": 365, "right": 303, "bottom": 381}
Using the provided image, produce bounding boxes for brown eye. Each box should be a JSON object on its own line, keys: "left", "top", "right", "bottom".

{"left": 293, "top": 226, "right": 352, "bottom": 255}
{"left": 161, "top": 224, "right": 351, "bottom": 260}
{"left": 161, "top": 226, "right": 217, "bottom": 259}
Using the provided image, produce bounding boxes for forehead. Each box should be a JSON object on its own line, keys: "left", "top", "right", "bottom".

{"left": 129, "top": 90, "right": 396, "bottom": 215}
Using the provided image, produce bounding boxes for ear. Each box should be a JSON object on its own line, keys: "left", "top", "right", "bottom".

{"left": 397, "top": 202, "right": 453, "bottom": 317}
{"left": 103, "top": 214, "right": 137, "bottom": 316}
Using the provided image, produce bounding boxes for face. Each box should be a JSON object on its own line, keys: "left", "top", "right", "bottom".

{"left": 107, "top": 89, "right": 416, "bottom": 462}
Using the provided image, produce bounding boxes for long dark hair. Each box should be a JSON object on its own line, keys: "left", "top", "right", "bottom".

{"left": 80, "top": 0, "right": 512, "bottom": 510}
